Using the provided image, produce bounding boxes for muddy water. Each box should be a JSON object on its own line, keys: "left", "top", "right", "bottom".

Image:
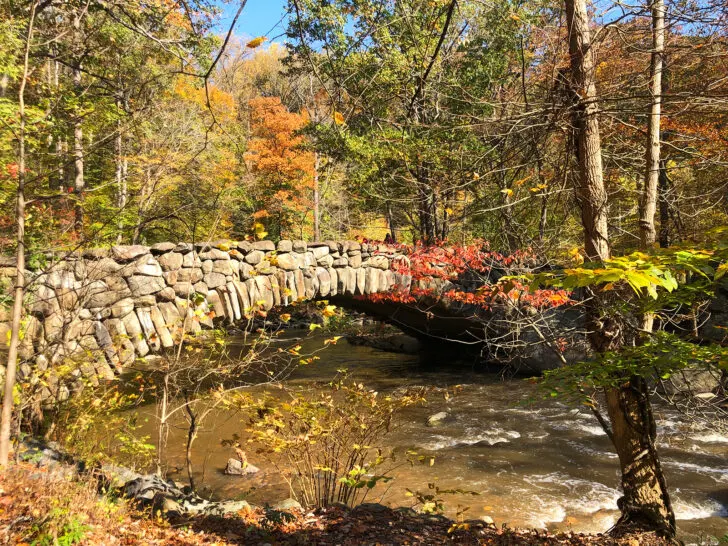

{"left": 132, "top": 334, "right": 728, "bottom": 542}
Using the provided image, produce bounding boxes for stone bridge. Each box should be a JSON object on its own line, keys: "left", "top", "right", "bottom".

{"left": 0, "top": 240, "right": 437, "bottom": 399}
{"left": 1, "top": 238, "right": 589, "bottom": 400}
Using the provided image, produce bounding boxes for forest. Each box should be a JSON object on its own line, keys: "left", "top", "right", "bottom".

{"left": 0, "top": 0, "right": 727, "bottom": 544}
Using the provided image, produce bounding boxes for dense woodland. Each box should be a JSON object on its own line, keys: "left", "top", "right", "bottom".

{"left": 1, "top": 0, "right": 728, "bottom": 543}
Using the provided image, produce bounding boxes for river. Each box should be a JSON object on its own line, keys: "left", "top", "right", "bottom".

{"left": 130, "top": 332, "right": 728, "bottom": 542}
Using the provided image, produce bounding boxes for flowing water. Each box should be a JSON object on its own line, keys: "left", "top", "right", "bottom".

{"left": 131, "top": 333, "right": 728, "bottom": 542}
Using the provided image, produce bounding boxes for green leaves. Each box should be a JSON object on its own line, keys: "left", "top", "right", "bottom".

{"left": 541, "top": 331, "right": 728, "bottom": 398}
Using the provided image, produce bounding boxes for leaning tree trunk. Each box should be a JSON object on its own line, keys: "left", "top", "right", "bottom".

{"left": 0, "top": 1, "right": 37, "bottom": 467}
{"left": 564, "top": 0, "right": 675, "bottom": 536}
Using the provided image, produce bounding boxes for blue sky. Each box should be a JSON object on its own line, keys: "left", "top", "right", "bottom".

{"left": 215, "top": 0, "right": 290, "bottom": 44}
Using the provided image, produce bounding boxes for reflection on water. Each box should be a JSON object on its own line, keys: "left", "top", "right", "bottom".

{"left": 131, "top": 334, "right": 728, "bottom": 541}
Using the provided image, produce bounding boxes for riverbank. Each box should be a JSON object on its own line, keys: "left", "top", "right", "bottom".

{"left": 0, "top": 462, "right": 670, "bottom": 545}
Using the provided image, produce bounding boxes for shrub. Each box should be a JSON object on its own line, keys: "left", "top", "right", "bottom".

{"left": 244, "top": 373, "right": 426, "bottom": 508}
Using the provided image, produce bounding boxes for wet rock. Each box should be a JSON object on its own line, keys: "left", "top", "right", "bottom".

{"left": 225, "top": 458, "right": 260, "bottom": 476}
{"left": 427, "top": 411, "right": 450, "bottom": 426}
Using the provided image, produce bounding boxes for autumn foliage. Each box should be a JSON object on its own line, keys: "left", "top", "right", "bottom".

{"left": 360, "top": 241, "right": 572, "bottom": 312}
{"left": 245, "top": 97, "right": 315, "bottom": 239}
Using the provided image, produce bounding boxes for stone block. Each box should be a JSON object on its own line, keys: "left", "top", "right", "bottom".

{"left": 157, "top": 252, "right": 183, "bottom": 271}
{"left": 173, "top": 282, "right": 194, "bottom": 298}
{"left": 204, "top": 272, "right": 226, "bottom": 289}
{"left": 363, "top": 255, "right": 389, "bottom": 270}
{"left": 225, "top": 282, "right": 242, "bottom": 321}
{"left": 252, "top": 240, "right": 275, "bottom": 252}
{"left": 128, "top": 275, "right": 165, "bottom": 297}
{"left": 239, "top": 262, "right": 254, "bottom": 280}
{"left": 317, "top": 254, "right": 334, "bottom": 268}
{"left": 157, "top": 287, "right": 176, "bottom": 302}
{"left": 151, "top": 242, "right": 176, "bottom": 254}
{"left": 177, "top": 268, "right": 203, "bottom": 284}
{"left": 86, "top": 258, "right": 122, "bottom": 280}
{"left": 348, "top": 254, "right": 362, "bottom": 268}
{"left": 213, "top": 260, "right": 233, "bottom": 276}
{"left": 182, "top": 252, "right": 201, "bottom": 267}
{"left": 316, "top": 268, "right": 331, "bottom": 297}
{"left": 232, "top": 281, "right": 251, "bottom": 316}
{"left": 112, "top": 245, "right": 149, "bottom": 262}
{"left": 328, "top": 267, "right": 338, "bottom": 297}
{"left": 311, "top": 246, "right": 329, "bottom": 259}
{"left": 255, "top": 276, "right": 274, "bottom": 310}
{"left": 121, "top": 312, "right": 149, "bottom": 356}
{"left": 292, "top": 240, "right": 307, "bottom": 253}
{"left": 111, "top": 297, "right": 135, "bottom": 318}
{"left": 277, "top": 240, "right": 293, "bottom": 252}
{"left": 276, "top": 253, "right": 297, "bottom": 271}
{"left": 136, "top": 308, "right": 160, "bottom": 352}
{"left": 198, "top": 248, "right": 229, "bottom": 260}
{"left": 150, "top": 306, "right": 174, "bottom": 348}
{"left": 245, "top": 250, "right": 264, "bottom": 265}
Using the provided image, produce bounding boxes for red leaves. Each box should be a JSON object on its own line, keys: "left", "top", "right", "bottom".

{"left": 363, "top": 241, "right": 572, "bottom": 312}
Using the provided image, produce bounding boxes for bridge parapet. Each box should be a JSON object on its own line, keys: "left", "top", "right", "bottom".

{"left": 0, "top": 240, "right": 418, "bottom": 399}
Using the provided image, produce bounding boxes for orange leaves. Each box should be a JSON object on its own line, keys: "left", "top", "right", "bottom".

{"left": 245, "top": 96, "right": 315, "bottom": 235}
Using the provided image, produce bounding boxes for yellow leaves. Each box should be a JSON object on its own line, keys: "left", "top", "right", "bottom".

{"left": 252, "top": 221, "right": 268, "bottom": 240}
{"left": 246, "top": 36, "right": 267, "bottom": 49}
{"left": 529, "top": 183, "right": 548, "bottom": 193}
{"left": 322, "top": 304, "right": 337, "bottom": 317}
{"left": 324, "top": 336, "right": 342, "bottom": 346}
{"left": 279, "top": 313, "right": 291, "bottom": 322}
{"left": 445, "top": 207, "right": 454, "bottom": 215}
{"left": 472, "top": 172, "right": 480, "bottom": 180}
{"left": 309, "top": 323, "right": 322, "bottom": 331}
{"left": 501, "top": 188, "right": 513, "bottom": 198}
{"left": 333, "top": 111, "right": 346, "bottom": 125}
{"left": 568, "top": 247, "right": 584, "bottom": 265}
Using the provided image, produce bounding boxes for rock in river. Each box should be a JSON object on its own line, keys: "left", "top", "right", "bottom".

{"left": 225, "top": 458, "right": 260, "bottom": 476}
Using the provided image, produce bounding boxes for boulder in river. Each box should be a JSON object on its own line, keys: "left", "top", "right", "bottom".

{"left": 427, "top": 411, "right": 450, "bottom": 426}
{"left": 225, "top": 457, "right": 260, "bottom": 476}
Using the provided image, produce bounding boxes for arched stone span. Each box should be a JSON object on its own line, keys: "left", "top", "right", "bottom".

{"left": 0, "top": 240, "right": 426, "bottom": 398}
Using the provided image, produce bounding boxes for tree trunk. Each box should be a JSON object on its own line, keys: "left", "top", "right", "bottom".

{"left": 0, "top": 2, "right": 37, "bottom": 468}
{"left": 564, "top": 0, "right": 675, "bottom": 536}
{"left": 115, "top": 100, "right": 128, "bottom": 244}
{"left": 639, "top": 0, "right": 665, "bottom": 248}
{"left": 313, "top": 150, "right": 320, "bottom": 241}
{"left": 658, "top": 159, "right": 670, "bottom": 248}
{"left": 73, "top": 66, "right": 84, "bottom": 234}
{"left": 605, "top": 379, "right": 675, "bottom": 535}
{"left": 565, "top": 0, "right": 609, "bottom": 262}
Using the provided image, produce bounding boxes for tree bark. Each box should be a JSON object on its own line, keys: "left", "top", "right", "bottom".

{"left": 115, "top": 99, "right": 128, "bottom": 243}
{"left": 564, "top": 0, "right": 675, "bottom": 536}
{"left": 639, "top": 0, "right": 665, "bottom": 248}
{"left": 313, "top": 150, "right": 320, "bottom": 241}
{"left": 0, "top": 1, "right": 37, "bottom": 468}
{"left": 565, "top": 0, "right": 609, "bottom": 262}
{"left": 73, "top": 70, "right": 84, "bottom": 233}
